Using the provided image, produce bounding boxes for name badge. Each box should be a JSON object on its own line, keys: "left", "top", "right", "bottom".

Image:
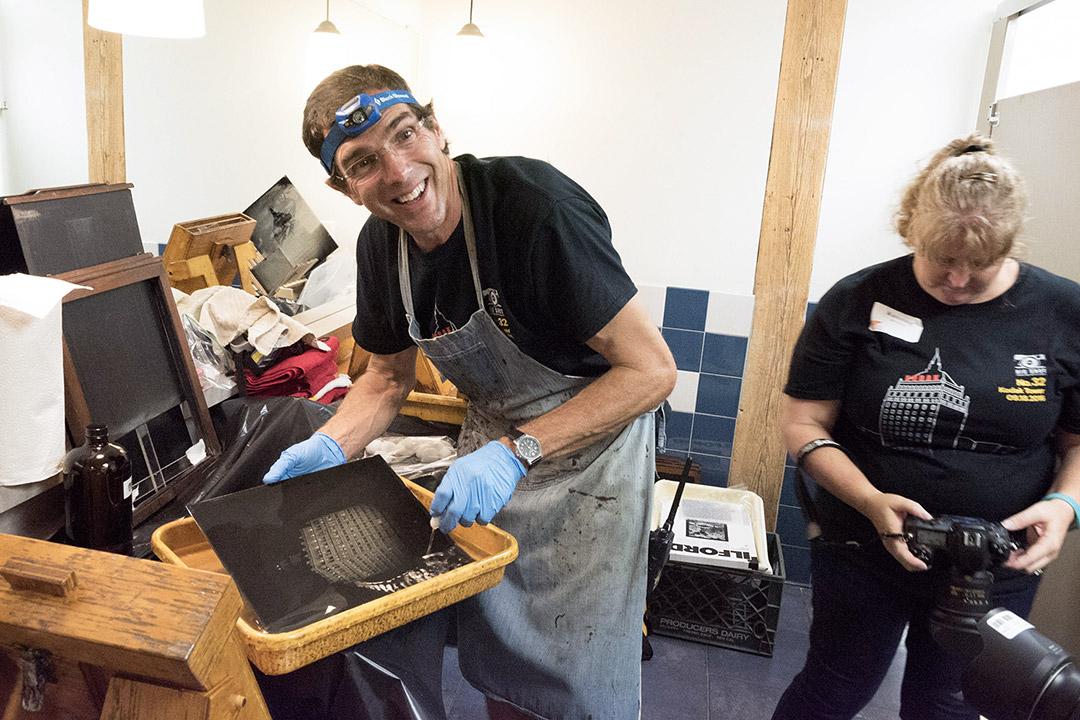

{"left": 869, "top": 302, "right": 923, "bottom": 343}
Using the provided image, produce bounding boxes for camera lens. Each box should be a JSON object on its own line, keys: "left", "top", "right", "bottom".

{"left": 962, "top": 609, "right": 1080, "bottom": 720}
{"left": 1035, "top": 662, "right": 1080, "bottom": 720}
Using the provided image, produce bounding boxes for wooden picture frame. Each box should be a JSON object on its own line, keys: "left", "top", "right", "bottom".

{"left": 0, "top": 183, "right": 143, "bottom": 276}
{"left": 55, "top": 254, "right": 220, "bottom": 525}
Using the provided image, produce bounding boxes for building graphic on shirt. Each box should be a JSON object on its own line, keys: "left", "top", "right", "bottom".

{"left": 431, "top": 304, "right": 458, "bottom": 338}
{"left": 878, "top": 349, "right": 970, "bottom": 450}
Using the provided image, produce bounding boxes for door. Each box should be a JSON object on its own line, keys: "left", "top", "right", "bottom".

{"left": 977, "top": 0, "right": 1080, "bottom": 655}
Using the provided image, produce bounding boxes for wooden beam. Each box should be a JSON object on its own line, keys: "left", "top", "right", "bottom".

{"left": 728, "top": 0, "right": 847, "bottom": 531}
{"left": 82, "top": 0, "right": 126, "bottom": 183}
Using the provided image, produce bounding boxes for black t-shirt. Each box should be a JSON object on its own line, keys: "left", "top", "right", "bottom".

{"left": 785, "top": 255, "right": 1080, "bottom": 540}
{"left": 351, "top": 154, "right": 637, "bottom": 377}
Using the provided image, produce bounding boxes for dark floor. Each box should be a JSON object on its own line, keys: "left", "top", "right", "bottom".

{"left": 439, "top": 583, "right": 909, "bottom": 719}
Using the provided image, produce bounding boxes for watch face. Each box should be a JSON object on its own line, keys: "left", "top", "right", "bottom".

{"left": 515, "top": 435, "right": 542, "bottom": 464}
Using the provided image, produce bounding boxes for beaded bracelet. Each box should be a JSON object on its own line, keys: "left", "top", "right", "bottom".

{"left": 1042, "top": 493, "right": 1080, "bottom": 531}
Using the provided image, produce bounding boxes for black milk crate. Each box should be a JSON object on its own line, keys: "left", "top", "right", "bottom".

{"left": 649, "top": 532, "right": 785, "bottom": 657}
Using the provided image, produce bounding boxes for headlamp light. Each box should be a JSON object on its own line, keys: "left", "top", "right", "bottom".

{"left": 320, "top": 89, "right": 420, "bottom": 175}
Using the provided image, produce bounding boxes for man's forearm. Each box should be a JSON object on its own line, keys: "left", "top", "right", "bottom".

{"left": 318, "top": 349, "right": 417, "bottom": 458}
{"left": 515, "top": 360, "right": 675, "bottom": 459}
{"left": 511, "top": 295, "right": 676, "bottom": 459}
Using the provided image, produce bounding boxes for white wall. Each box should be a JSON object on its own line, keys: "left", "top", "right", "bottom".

{"left": 414, "top": 0, "right": 787, "bottom": 296}
{"left": 120, "top": 0, "right": 420, "bottom": 249}
{"left": 0, "top": 0, "right": 89, "bottom": 197}
{"left": 813, "top": 0, "right": 998, "bottom": 300}
{"left": 1, "top": 0, "right": 1000, "bottom": 299}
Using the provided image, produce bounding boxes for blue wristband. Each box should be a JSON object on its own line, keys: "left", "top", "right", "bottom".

{"left": 1042, "top": 493, "right": 1080, "bottom": 531}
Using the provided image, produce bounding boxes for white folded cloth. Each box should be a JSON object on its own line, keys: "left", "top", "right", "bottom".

{"left": 173, "top": 286, "right": 322, "bottom": 356}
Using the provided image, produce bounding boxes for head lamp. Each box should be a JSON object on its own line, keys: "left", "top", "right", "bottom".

{"left": 320, "top": 89, "right": 420, "bottom": 175}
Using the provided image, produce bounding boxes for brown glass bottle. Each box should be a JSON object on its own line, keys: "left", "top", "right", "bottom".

{"left": 63, "top": 424, "right": 133, "bottom": 555}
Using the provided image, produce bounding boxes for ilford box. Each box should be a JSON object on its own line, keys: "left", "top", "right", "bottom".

{"left": 649, "top": 532, "right": 786, "bottom": 657}
{"left": 653, "top": 480, "right": 772, "bottom": 573}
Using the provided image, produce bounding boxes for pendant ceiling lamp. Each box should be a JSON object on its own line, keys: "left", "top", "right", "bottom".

{"left": 87, "top": 0, "right": 206, "bottom": 39}
{"left": 457, "top": 0, "right": 485, "bottom": 39}
{"left": 305, "top": 0, "right": 346, "bottom": 94}
{"left": 312, "top": 0, "right": 342, "bottom": 37}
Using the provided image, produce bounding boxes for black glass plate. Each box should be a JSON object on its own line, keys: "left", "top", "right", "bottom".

{"left": 188, "top": 456, "right": 466, "bottom": 633}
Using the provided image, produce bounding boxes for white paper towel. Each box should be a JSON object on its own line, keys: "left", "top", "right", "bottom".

{"left": 0, "top": 274, "right": 88, "bottom": 486}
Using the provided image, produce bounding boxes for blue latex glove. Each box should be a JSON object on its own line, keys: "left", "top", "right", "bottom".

{"left": 430, "top": 441, "right": 526, "bottom": 533}
{"left": 263, "top": 432, "right": 346, "bottom": 484}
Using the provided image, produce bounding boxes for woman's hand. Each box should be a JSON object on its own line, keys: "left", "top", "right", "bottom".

{"left": 854, "top": 491, "right": 934, "bottom": 572}
{"left": 1001, "top": 498, "right": 1075, "bottom": 574}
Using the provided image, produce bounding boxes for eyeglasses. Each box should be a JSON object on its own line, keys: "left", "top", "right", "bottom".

{"left": 330, "top": 117, "right": 426, "bottom": 187}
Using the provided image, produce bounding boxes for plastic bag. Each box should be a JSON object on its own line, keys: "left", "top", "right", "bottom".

{"left": 298, "top": 247, "right": 357, "bottom": 310}
{"left": 181, "top": 314, "right": 236, "bottom": 396}
{"left": 364, "top": 435, "right": 457, "bottom": 479}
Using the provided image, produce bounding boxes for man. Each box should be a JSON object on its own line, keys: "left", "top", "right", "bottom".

{"left": 265, "top": 64, "right": 676, "bottom": 720}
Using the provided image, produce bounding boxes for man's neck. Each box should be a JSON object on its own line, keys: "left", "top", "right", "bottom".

{"left": 411, "top": 160, "right": 462, "bottom": 253}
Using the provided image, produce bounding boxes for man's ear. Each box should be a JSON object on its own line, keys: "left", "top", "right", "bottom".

{"left": 324, "top": 177, "right": 365, "bottom": 207}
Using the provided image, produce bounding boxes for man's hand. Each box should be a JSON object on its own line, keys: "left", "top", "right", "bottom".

{"left": 854, "top": 491, "right": 934, "bottom": 572}
{"left": 429, "top": 441, "right": 526, "bottom": 533}
{"left": 263, "top": 432, "right": 346, "bottom": 484}
{"left": 1001, "top": 497, "right": 1075, "bottom": 574}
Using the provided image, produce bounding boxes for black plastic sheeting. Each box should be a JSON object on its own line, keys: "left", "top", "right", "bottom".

{"left": 254, "top": 608, "right": 451, "bottom": 720}
{"left": 132, "top": 396, "right": 336, "bottom": 557}
{"left": 133, "top": 396, "right": 460, "bottom": 720}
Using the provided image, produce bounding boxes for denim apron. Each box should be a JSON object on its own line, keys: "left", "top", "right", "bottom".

{"left": 396, "top": 164, "right": 653, "bottom": 719}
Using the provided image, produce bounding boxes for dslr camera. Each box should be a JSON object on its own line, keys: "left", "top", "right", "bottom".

{"left": 904, "top": 514, "right": 1023, "bottom": 575}
{"left": 901, "top": 514, "right": 1080, "bottom": 720}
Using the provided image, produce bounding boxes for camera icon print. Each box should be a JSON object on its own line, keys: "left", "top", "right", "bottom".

{"left": 1013, "top": 353, "right": 1047, "bottom": 376}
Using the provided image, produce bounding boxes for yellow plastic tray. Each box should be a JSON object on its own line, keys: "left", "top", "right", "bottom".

{"left": 151, "top": 478, "right": 517, "bottom": 675}
{"left": 400, "top": 390, "right": 468, "bottom": 425}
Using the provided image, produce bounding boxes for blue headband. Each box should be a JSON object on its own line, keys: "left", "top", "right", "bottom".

{"left": 320, "top": 90, "right": 420, "bottom": 175}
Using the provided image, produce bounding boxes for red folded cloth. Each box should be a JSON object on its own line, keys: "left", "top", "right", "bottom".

{"left": 244, "top": 336, "right": 340, "bottom": 399}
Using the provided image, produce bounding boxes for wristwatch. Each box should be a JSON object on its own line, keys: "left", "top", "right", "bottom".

{"left": 506, "top": 428, "right": 543, "bottom": 467}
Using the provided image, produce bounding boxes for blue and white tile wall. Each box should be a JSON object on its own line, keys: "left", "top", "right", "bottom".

{"left": 638, "top": 284, "right": 811, "bottom": 584}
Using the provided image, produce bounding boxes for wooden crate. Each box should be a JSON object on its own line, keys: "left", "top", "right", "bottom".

{"left": 162, "top": 213, "right": 258, "bottom": 295}
{"left": 0, "top": 533, "right": 270, "bottom": 719}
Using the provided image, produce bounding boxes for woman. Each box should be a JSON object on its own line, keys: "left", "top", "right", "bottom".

{"left": 770, "top": 134, "right": 1080, "bottom": 720}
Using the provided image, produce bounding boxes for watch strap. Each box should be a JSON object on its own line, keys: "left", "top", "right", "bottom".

{"left": 505, "top": 428, "right": 541, "bottom": 467}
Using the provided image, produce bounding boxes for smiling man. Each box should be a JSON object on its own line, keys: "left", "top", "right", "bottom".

{"left": 263, "top": 65, "right": 676, "bottom": 720}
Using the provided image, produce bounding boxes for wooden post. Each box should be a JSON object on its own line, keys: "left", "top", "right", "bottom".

{"left": 727, "top": 0, "right": 848, "bottom": 531}
{"left": 82, "top": 0, "right": 126, "bottom": 184}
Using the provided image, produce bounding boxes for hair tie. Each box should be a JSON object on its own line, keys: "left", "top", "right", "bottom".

{"left": 962, "top": 144, "right": 988, "bottom": 154}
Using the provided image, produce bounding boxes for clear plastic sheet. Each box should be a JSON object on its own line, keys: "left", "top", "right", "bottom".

{"left": 297, "top": 247, "right": 357, "bottom": 311}
{"left": 180, "top": 313, "right": 237, "bottom": 396}
{"left": 364, "top": 435, "right": 457, "bottom": 480}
